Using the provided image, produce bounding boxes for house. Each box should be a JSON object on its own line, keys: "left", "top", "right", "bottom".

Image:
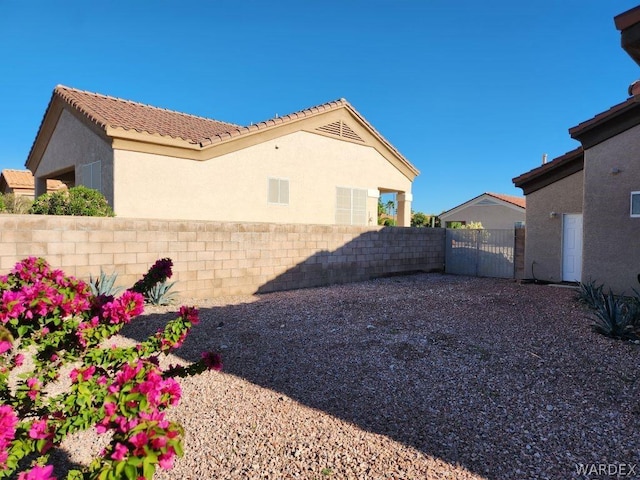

{"left": 439, "top": 192, "right": 526, "bottom": 229}
{"left": 25, "top": 85, "right": 419, "bottom": 226}
{"left": 512, "top": 5, "right": 640, "bottom": 293}
{"left": 0, "top": 169, "right": 66, "bottom": 198}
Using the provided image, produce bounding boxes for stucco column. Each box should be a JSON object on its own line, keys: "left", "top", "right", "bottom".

{"left": 367, "top": 189, "right": 380, "bottom": 225}
{"left": 397, "top": 193, "right": 412, "bottom": 227}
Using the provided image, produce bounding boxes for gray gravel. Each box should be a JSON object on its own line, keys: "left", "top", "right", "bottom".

{"left": 58, "top": 274, "right": 640, "bottom": 479}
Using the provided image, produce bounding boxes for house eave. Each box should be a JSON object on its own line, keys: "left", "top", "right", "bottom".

{"left": 615, "top": 5, "right": 640, "bottom": 66}
{"left": 513, "top": 148, "right": 584, "bottom": 195}
{"left": 569, "top": 97, "right": 640, "bottom": 149}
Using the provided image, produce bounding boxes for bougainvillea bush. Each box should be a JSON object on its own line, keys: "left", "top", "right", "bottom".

{"left": 0, "top": 257, "right": 222, "bottom": 480}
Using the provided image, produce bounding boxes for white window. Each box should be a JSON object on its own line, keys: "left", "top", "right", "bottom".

{"left": 631, "top": 191, "right": 640, "bottom": 217}
{"left": 268, "top": 178, "right": 289, "bottom": 205}
{"left": 336, "top": 187, "right": 367, "bottom": 225}
{"left": 81, "top": 161, "right": 102, "bottom": 192}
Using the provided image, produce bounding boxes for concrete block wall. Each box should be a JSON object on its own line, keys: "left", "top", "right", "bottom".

{"left": 0, "top": 215, "right": 445, "bottom": 299}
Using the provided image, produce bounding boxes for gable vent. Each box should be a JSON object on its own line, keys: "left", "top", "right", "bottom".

{"left": 316, "top": 120, "right": 364, "bottom": 142}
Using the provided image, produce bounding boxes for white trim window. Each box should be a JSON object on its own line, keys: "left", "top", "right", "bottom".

{"left": 268, "top": 178, "right": 289, "bottom": 205}
{"left": 81, "top": 161, "right": 102, "bottom": 192}
{"left": 336, "top": 187, "right": 367, "bottom": 225}
{"left": 631, "top": 191, "right": 640, "bottom": 217}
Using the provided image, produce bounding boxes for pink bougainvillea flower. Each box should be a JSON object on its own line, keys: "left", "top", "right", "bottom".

{"left": 28, "top": 419, "right": 50, "bottom": 439}
{"left": 13, "top": 353, "right": 24, "bottom": 367}
{"left": 111, "top": 442, "right": 129, "bottom": 461}
{"left": 158, "top": 447, "right": 176, "bottom": 470}
{"left": 179, "top": 305, "right": 199, "bottom": 325}
{"left": 201, "top": 351, "right": 223, "bottom": 371}
{"left": 0, "top": 340, "right": 11, "bottom": 354}
{"left": 104, "top": 402, "right": 117, "bottom": 417}
{"left": 129, "top": 431, "right": 149, "bottom": 456}
{"left": 17, "top": 464, "right": 56, "bottom": 480}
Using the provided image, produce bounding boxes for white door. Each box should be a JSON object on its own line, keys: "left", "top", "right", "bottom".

{"left": 562, "top": 214, "right": 583, "bottom": 282}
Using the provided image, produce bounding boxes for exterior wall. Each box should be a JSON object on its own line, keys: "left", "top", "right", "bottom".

{"left": 0, "top": 215, "right": 444, "bottom": 299}
{"left": 440, "top": 204, "right": 525, "bottom": 229}
{"left": 113, "top": 131, "right": 412, "bottom": 226}
{"left": 35, "top": 109, "right": 114, "bottom": 203}
{"left": 523, "top": 171, "right": 583, "bottom": 281}
{"left": 583, "top": 123, "right": 640, "bottom": 293}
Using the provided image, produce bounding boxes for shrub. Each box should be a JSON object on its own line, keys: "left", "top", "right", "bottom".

{"left": 30, "top": 187, "right": 114, "bottom": 217}
{"left": 1, "top": 194, "right": 33, "bottom": 215}
{"left": 584, "top": 287, "right": 639, "bottom": 341}
{"left": 0, "top": 257, "right": 221, "bottom": 479}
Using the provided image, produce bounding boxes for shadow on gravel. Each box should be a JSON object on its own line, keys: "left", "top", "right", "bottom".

{"left": 120, "top": 275, "right": 640, "bottom": 480}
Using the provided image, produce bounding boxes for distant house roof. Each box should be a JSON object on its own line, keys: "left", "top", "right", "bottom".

{"left": 440, "top": 192, "right": 526, "bottom": 218}
{"left": 27, "top": 85, "right": 419, "bottom": 180}
{"left": 512, "top": 147, "right": 584, "bottom": 195}
{"left": 0, "top": 169, "right": 65, "bottom": 193}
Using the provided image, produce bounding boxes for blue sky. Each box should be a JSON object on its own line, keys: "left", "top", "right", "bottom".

{"left": 1, "top": 1, "right": 639, "bottom": 214}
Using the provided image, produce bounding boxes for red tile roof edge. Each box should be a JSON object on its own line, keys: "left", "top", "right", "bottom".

{"left": 486, "top": 192, "right": 526, "bottom": 209}
{"left": 569, "top": 96, "right": 640, "bottom": 138}
{"left": 54, "top": 85, "right": 241, "bottom": 143}
{"left": 198, "top": 98, "right": 350, "bottom": 146}
{"left": 615, "top": 5, "right": 640, "bottom": 31}
{"left": 512, "top": 147, "right": 584, "bottom": 186}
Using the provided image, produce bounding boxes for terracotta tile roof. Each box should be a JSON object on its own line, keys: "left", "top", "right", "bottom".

{"left": 54, "top": 85, "right": 241, "bottom": 144}
{"left": 1, "top": 169, "right": 65, "bottom": 191}
{"left": 512, "top": 147, "right": 584, "bottom": 195}
{"left": 53, "top": 86, "right": 362, "bottom": 149}
{"left": 486, "top": 192, "right": 526, "bottom": 209}
{"left": 568, "top": 96, "right": 640, "bottom": 139}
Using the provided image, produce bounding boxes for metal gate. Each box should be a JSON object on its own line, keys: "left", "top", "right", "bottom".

{"left": 445, "top": 229, "right": 515, "bottom": 278}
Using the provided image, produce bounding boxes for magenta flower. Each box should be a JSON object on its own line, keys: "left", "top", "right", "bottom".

{"left": 28, "top": 419, "right": 50, "bottom": 439}
{"left": 13, "top": 353, "right": 24, "bottom": 367}
{"left": 111, "top": 442, "right": 129, "bottom": 461}
{"left": 0, "top": 405, "right": 18, "bottom": 468}
{"left": 158, "top": 447, "right": 176, "bottom": 470}
{"left": 129, "top": 431, "right": 149, "bottom": 456}
{"left": 104, "top": 402, "right": 117, "bottom": 417}
{"left": 0, "top": 340, "right": 11, "bottom": 354}
{"left": 201, "top": 351, "right": 223, "bottom": 371}
{"left": 17, "top": 464, "right": 56, "bottom": 480}
{"left": 179, "top": 305, "right": 199, "bottom": 325}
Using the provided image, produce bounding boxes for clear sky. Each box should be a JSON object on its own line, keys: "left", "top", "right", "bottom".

{"left": 1, "top": 0, "right": 639, "bottom": 214}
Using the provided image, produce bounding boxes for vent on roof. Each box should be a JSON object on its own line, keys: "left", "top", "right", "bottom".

{"left": 316, "top": 121, "right": 364, "bottom": 142}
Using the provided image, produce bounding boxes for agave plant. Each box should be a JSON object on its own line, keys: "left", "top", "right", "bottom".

{"left": 145, "top": 280, "right": 178, "bottom": 306}
{"left": 577, "top": 279, "right": 604, "bottom": 310}
{"left": 591, "top": 289, "right": 638, "bottom": 340}
{"left": 89, "top": 269, "right": 124, "bottom": 297}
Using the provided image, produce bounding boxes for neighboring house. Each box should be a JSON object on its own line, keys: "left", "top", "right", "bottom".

{"left": 439, "top": 192, "right": 526, "bottom": 229}
{"left": 512, "top": 4, "right": 640, "bottom": 293}
{"left": 25, "top": 85, "right": 419, "bottom": 226}
{"left": 0, "top": 169, "right": 66, "bottom": 198}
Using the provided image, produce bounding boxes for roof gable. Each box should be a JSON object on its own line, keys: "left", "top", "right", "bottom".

{"left": 440, "top": 192, "right": 526, "bottom": 218}
{"left": 27, "top": 86, "right": 419, "bottom": 181}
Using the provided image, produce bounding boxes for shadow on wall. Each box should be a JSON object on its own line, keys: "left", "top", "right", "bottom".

{"left": 254, "top": 227, "right": 444, "bottom": 295}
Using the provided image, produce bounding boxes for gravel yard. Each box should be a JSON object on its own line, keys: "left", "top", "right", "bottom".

{"left": 61, "top": 273, "right": 640, "bottom": 479}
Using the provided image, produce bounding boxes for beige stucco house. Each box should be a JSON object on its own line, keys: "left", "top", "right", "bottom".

{"left": 512, "top": 4, "right": 640, "bottom": 293}
{"left": 26, "top": 86, "right": 419, "bottom": 226}
{"left": 439, "top": 192, "right": 525, "bottom": 229}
